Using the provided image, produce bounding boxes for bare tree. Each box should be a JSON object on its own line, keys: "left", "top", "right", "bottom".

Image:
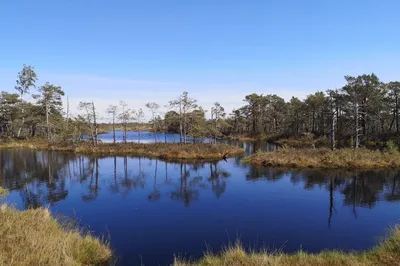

{"left": 145, "top": 102, "right": 160, "bottom": 142}
{"left": 136, "top": 108, "right": 144, "bottom": 143}
{"left": 118, "top": 101, "right": 129, "bottom": 144}
{"left": 107, "top": 105, "right": 118, "bottom": 144}
{"left": 79, "top": 101, "right": 98, "bottom": 146}
{"left": 169, "top": 91, "right": 197, "bottom": 143}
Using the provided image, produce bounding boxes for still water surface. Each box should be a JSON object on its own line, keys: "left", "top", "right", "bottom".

{"left": 0, "top": 131, "right": 399, "bottom": 265}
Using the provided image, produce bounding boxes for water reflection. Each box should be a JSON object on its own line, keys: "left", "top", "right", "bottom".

{"left": 1, "top": 149, "right": 399, "bottom": 215}
{"left": 1, "top": 149, "right": 400, "bottom": 265}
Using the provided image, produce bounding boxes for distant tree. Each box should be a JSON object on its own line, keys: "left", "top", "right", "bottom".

{"left": 118, "top": 101, "right": 133, "bottom": 144}
{"left": 145, "top": 102, "right": 160, "bottom": 142}
{"left": 387, "top": 82, "right": 400, "bottom": 132}
{"left": 136, "top": 108, "right": 145, "bottom": 143}
{"left": 15, "top": 65, "right": 37, "bottom": 137}
{"left": 342, "top": 74, "right": 381, "bottom": 148}
{"left": 79, "top": 101, "right": 98, "bottom": 145}
{"left": 106, "top": 105, "right": 118, "bottom": 144}
{"left": 211, "top": 102, "right": 227, "bottom": 143}
{"left": 169, "top": 92, "right": 197, "bottom": 143}
{"left": 34, "top": 83, "right": 65, "bottom": 140}
{"left": 0, "top": 91, "right": 20, "bottom": 137}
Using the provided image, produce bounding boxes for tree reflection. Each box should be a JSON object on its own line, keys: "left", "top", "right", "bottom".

{"left": 82, "top": 158, "right": 99, "bottom": 202}
{"left": 1, "top": 149, "right": 400, "bottom": 221}
{"left": 208, "top": 162, "right": 230, "bottom": 198}
{"left": 245, "top": 166, "right": 400, "bottom": 226}
{"left": 148, "top": 159, "right": 161, "bottom": 201}
{"left": 385, "top": 173, "right": 400, "bottom": 202}
{"left": 170, "top": 163, "right": 199, "bottom": 207}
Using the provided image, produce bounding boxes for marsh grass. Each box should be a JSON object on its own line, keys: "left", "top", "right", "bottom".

{"left": 175, "top": 226, "right": 400, "bottom": 266}
{"left": 0, "top": 205, "right": 111, "bottom": 266}
{"left": 0, "top": 141, "right": 244, "bottom": 160}
{"left": 0, "top": 187, "right": 8, "bottom": 197}
{"left": 242, "top": 148, "right": 400, "bottom": 169}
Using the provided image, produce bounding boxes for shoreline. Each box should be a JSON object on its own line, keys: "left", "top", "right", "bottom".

{"left": 175, "top": 225, "right": 400, "bottom": 266}
{"left": 242, "top": 147, "right": 400, "bottom": 169}
{"left": 0, "top": 141, "right": 244, "bottom": 160}
{"left": 0, "top": 204, "right": 111, "bottom": 265}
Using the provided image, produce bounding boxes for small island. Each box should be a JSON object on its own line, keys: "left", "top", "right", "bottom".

{"left": 0, "top": 141, "right": 244, "bottom": 160}
{"left": 242, "top": 147, "right": 400, "bottom": 169}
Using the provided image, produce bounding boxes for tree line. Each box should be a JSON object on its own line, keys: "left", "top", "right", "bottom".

{"left": 1, "top": 65, "right": 399, "bottom": 149}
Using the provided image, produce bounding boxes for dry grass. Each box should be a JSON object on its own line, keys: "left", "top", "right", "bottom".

{"left": 0, "top": 141, "right": 244, "bottom": 160}
{"left": 175, "top": 226, "right": 400, "bottom": 266}
{"left": 0, "top": 187, "right": 8, "bottom": 198}
{"left": 0, "top": 205, "right": 111, "bottom": 266}
{"left": 242, "top": 148, "right": 400, "bottom": 169}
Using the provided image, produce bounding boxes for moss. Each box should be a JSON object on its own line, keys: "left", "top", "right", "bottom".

{"left": 175, "top": 226, "right": 400, "bottom": 266}
{"left": 0, "top": 205, "right": 111, "bottom": 266}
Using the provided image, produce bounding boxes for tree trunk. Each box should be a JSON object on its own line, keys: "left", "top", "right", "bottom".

{"left": 312, "top": 109, "right": 315, "bottom": 133}
{"left": 123, "top": 123, "right": 127, "bottom": 144}
{"left": 17, "top": 92, "right": 24, "bottom": 138}
{"left": 389, "top": 110, "right": 395, "bottom": 132}
{"left": 183, "top": 110, "right": 187, "bottom": 144}
{"left": 92, "top": 102, "right": 98, "bottom": 146}
{"left": 330, "top": 109, "right": 336, "bottom": 150}
{"left": 179, "top": 104, "right": 183, "bottom": 143}
{"left": 112, "top": 115, "right": 116, "bottom": 144}
{"left": 152, "top": 113, "right": 157, "bottom": 143}
{"left": 46, "top": 102, "right": 50, "bottom": 140}
{"left": 396, "top": 95, "right": 399, "bottom": 133}
{"left": 355, "top": 100, "right": 359, "bottom": 149}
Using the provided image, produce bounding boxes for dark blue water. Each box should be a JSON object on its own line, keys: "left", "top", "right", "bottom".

{"left": 99, "top": 130, "right": 184, "bottom": 143}
{"left": 99, "top": 130, "right": 277, "bottom": 156}
{"left": 0, "top": 133, "right": 399, "bottom": 266}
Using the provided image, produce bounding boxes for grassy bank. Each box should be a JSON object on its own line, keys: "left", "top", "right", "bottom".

{"left": 0, "top": 187, "right": 8, "bottom": 197}
{"left": 0, "top": 205, "right": 111, "bottom": 266}
{"left": 0, "top": 141, "right": 244, "bottom": 160}
{"left": 175, "top": 226, "right": 400, "bottom": 266}
{"left": 242, "top": 148, "right": 400, "bottom": 169}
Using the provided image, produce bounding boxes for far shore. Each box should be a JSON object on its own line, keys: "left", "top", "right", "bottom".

{"left": 0, "top": 141, "right": 244, "bottom": 160}
{"left": 242, "top": 147, "right": 400, "bottom": 169}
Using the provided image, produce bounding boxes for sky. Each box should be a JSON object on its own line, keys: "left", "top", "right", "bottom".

{"left": 1, "top": 0, "right": 400, "bottom": 121}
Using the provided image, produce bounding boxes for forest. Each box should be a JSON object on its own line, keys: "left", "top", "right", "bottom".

{"left": 1, "top": 65, "right": 400, "bottom": 149}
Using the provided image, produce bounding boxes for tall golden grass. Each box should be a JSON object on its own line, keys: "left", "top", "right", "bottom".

{"left": 175, "top": 226, "right": 400, "bottom": 266}
{"left": 0, "top": 205, "right": 111, "bottom": 266}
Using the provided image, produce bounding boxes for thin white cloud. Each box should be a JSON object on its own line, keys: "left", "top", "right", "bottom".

{"left": 0, "top": 70, "right": 335, "bottom": 122}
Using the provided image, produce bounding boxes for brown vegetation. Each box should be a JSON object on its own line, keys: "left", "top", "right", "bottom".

{"left": 175, "top": 226, "right": 400, "bottom": 266}
{"left": 242, "top": 148, "right": 400, "bottom": 169}
{"left": 0, "top": 141, "right": 244, "bottom": 160}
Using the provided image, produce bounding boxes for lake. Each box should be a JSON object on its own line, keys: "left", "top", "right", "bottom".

{"left": 1, "top": 131, "right": 399, "bottom": 265}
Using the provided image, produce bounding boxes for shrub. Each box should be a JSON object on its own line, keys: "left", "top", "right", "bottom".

{"left": 386, "top": 140, "right": 398, "bottom": 153}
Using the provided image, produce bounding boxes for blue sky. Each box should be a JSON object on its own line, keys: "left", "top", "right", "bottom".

{"left": 1, "top": 0, "right": 400, "bottom": 119}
